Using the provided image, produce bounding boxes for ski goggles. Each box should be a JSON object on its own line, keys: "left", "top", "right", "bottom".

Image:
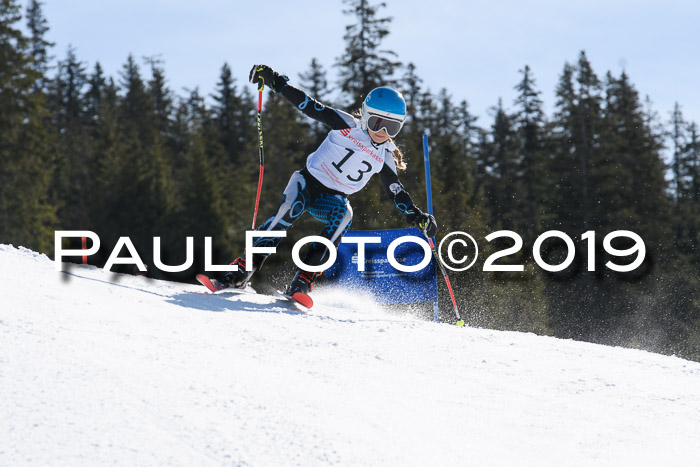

{"left": 366, "top": 114, "right": 404, "bottom": 137}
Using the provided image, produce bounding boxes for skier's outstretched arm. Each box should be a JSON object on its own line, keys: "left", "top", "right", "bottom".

{"left": 249, "top": 64, "right": 353, "bottom": 130}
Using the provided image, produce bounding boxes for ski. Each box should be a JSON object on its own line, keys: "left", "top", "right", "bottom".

{"left": 196, "top": 274, "right": 309, "bottom": 312}
{"left": 276, "top": 290, "right": 313, "bottom": 310}
{"left": 196, "top": 273, "right": 225, "bottom": 292}
{"left": 195, "top": 273, "right": 255, "bottom": 294}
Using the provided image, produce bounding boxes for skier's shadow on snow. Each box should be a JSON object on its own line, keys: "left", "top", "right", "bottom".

{"left": 168, "top": 291, "right": 305, "bottom": 316}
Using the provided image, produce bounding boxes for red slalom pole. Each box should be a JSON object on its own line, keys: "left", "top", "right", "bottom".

{"left": 82, "top": 236, "right": 87, "bottom": 264}
{"left": 426, "top": 234, "right": 464, "bottom": 327}
{"left": 252, "top": 86, "right": 265, "bottom": 229}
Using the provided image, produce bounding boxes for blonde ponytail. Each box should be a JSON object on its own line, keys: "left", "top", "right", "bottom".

{"left": 392, "top": 145, "right": 407, "bottom": 171}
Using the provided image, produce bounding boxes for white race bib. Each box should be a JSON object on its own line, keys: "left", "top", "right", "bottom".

{"left": 306, "top": 119, "right": 395, "bottom": 195}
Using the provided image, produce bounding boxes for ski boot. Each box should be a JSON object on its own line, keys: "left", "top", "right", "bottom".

{"left": 222, "top": 256, "right": 256, "bottom": 289}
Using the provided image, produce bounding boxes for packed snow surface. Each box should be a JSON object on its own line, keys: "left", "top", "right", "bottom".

{"left": 1, "top": 244, "right": 699, "bottom": 466}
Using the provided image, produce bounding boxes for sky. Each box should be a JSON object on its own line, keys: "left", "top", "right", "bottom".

{"left": 36, "top": 0, "right": 700, "bottom": 131}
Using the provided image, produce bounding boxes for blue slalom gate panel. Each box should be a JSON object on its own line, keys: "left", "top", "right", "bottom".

{"left": 325, "top": 228, "right": 437, "bottom": 305}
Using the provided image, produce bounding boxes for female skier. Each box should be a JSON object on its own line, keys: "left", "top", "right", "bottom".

{"left": 220, "top": 64, "right": 438, "bottom": 307}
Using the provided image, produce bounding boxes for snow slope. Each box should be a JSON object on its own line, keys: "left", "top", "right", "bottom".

{"left": 1, "top": 244, "right": 699, "bottom": 466}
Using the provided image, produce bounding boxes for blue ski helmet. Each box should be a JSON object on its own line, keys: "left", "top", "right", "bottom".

{"left": 361, "top": 87, "right": 406, "bottom": 137}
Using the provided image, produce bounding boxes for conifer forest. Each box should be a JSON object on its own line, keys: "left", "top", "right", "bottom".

{"left": 1, "top": 1, "right": 698, "bottom": 360}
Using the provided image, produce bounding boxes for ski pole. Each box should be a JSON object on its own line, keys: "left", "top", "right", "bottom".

{"left": 82, "top": 236, "right": 87, "bottom": 264}
{"left": 423, "top": 133, "right": 439, "bottom": 322}
{"left": 422, "top": 133, "right": 463, "bottom": 326}
{"left": 425, "top": 231, "right": 464, "bottom": 327}
{"left": 252, "top": 85, "right": 265, "bottom": 229}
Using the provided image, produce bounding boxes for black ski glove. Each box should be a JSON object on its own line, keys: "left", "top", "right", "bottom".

{"left": 249, "top": 64, "right": 289, "bottom": 93}
{"left": 405, "top": 205, "right": 438, "bottom": 238}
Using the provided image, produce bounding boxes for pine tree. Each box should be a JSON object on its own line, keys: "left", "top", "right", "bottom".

{"left": 212, "top": 62, "right": 251, "bottom": 164}
{"left": 421, "top": 89, "right": 473, "bottom": 231}
{"left": 144, "top": 57, "right": 180, "bottom": 240}
{"left": 84, "top": 62, "right": 106, "bottom": 127}
{"left": 0, "top": 0, "right": 56, "bottom": 251}
{"left": 546, "top": 54, "right": 609, "bottom": 342}
{"left": 688, "top": 121, "right": 700, "bottom": 229}
{"left": 335, "top": 0, "right": 401, "bottom": 109}
{"left": 25, "top": 0, "right": 52, "bottom": 93}
{"left": 299, "top": 58, "right": 331, "bottom": 103}
{"left": 396, "top": 83, "right": 436, "bottom": 221}
{"left": 513, "top": 65, "right": 549, "bottom": 243}
{"left": 670, "top": 103, "right": 687, "bottom": 206}
{"left": 119, "top": 54, "right": 151, "bottom": 138}
{"left": 144, "top": 55, "right": 173, "bottom": 139}
{"left": 669, "top": 105, "right": 700, "bottom": 260}
{"left": 574, "top": 52, "right": 604, "bottom": 231}
{"left": 602, "top": 71, "right": 670, "bottom": 243}
{"left": 81, "top": 61, "right": 114, "bottom": 254}
{"left": 48, "top": 45, "right": 89, "bottom": 228}
{"left": 549, "top": 52, "right": 605, "bottom": 234}
{"left": 480, "top": 98, "right": 520, "bottom": 231}
{"left": 298, "top": 58, "right": 332, "bottom": 148}
{"left": 395, "top": 64, "right": 426, "bottom": 193}
{"left": 93, "top": 54, "right": 177, "bottom": 270}
{"left": 690, "top": 123, "right": 700, "bottom": 204}
{"left": 400, "top": 62, "right": 422, "bottom": 126}
{"left": 86, "top": 68, "right": 119, "bottom": 233}
{"left": 686, "top": 121, "right": 700, "bottom": 267}
{"left": 178, "top": 89, "right": 227, "bottom": 239}
{"left": 548, "top": 62, "right": 578, "bottom": 232}
{"left": 605, "top": 81, "right": 697, "bottom": 357}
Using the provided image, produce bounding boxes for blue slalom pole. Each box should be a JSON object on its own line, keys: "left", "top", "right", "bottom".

{"left": 422, "top": 133, "right": 464, "bottom": 327}
{"left": 423, "top": 133, "right": 434, "bottom": 219}
{"left": 423, "top": 133, "right": 439, "bottom": 323}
